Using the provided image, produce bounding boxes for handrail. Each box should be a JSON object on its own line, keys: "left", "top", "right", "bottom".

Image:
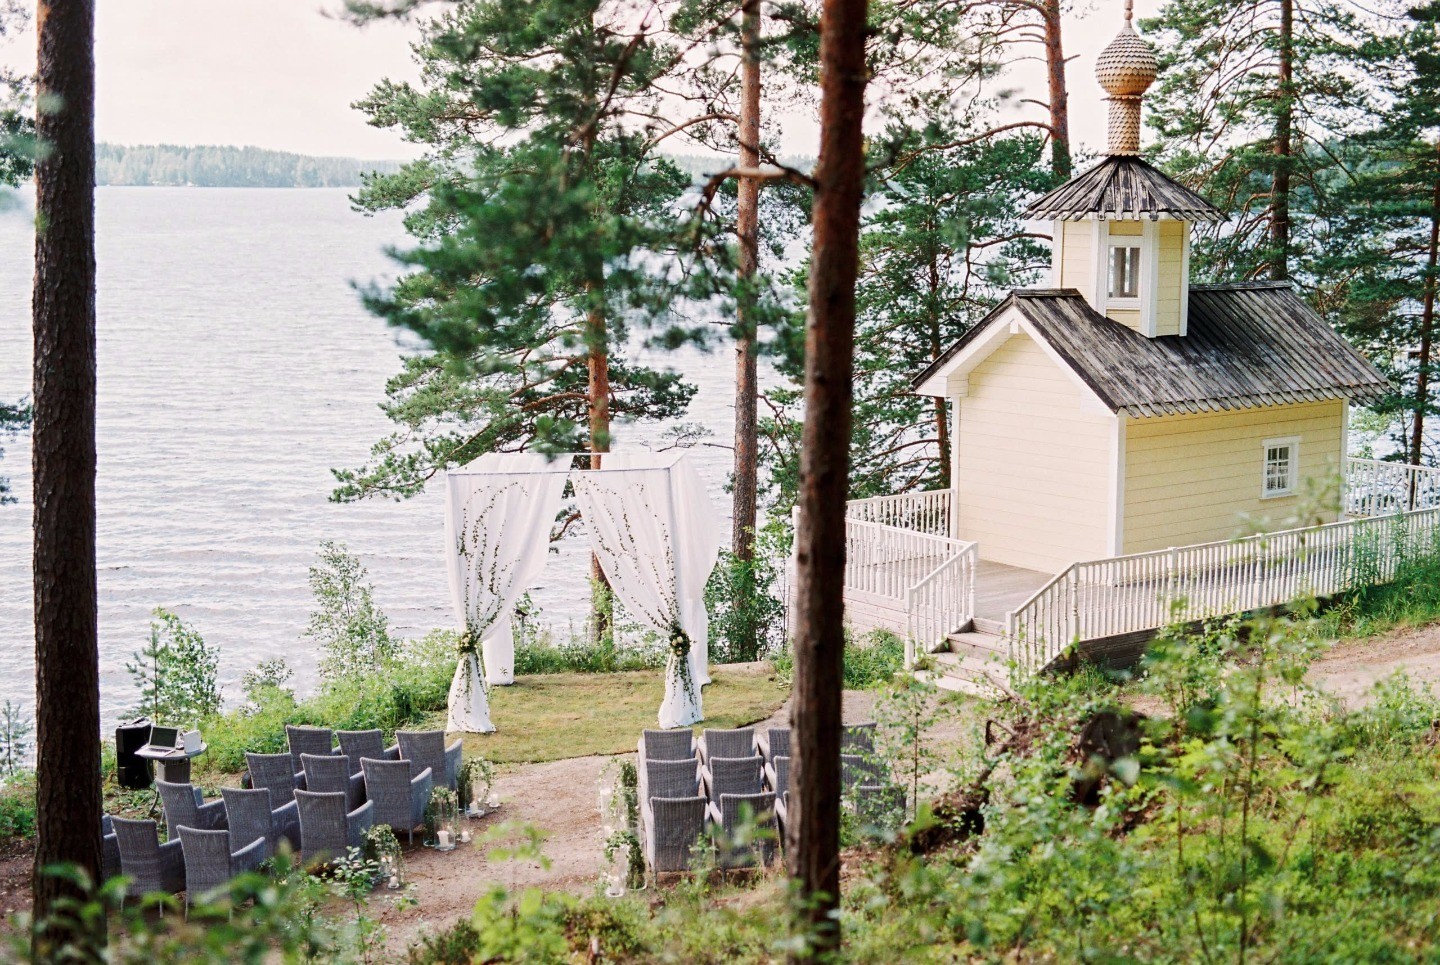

{"left": 904, "top": 541, "right": 979, "bottom": 669}
{"left": 1345, "top": 457, "right": 1440, "bottom": 517}
{"left": 845, "top": 489, "right": 951, "bottom": 537}
{"left": 1008, "top": 506, "right": 1440, "bottom": 672}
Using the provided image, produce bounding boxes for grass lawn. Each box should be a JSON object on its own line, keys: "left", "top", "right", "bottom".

{"left": 443, "top": 662, "right": 788, "bottom": 764}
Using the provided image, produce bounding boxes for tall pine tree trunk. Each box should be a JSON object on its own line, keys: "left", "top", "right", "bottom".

{"left": 787, "top": 0, "right": 868, "bottom": 953}
{"left": 731, "top": 0, "right": 763, "bottom": 659}
{"left": 927, "top": 241, "right": 949, "bottom": 489}
{"left": 1270, "top": 0, "right": 1294, "bottom": 280}
{"left": 586, "top": 299, "right": 614, "bottom": 641}
{"left": 1409, "top": 152, "right": 1440, "bottom": 474}
{"left": 31, "top": 0, "right": 103, "bottom": 945}
{"left": 1042, "top": 0, "right": 1071, "bottom": 179}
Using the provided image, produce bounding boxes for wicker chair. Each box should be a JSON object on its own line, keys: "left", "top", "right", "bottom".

{"left": 757, "top": 727, "right": 790, "bottom": 762}
{"left": 177, "top": 827, "right": 268, "bottom": 909}
{"left": 706, "top": 790, "right": 778, "bottom": 868}
{"left": 852, "top": 784, "right": 907, "bottom": 833}
{"left": 842, "top": 753, "right": 883, "bottom": 790}
{"left": 285, "top": 725, "right": 338, "bottom": 781}
{"left": 301, "top": 753, "right": 365, "bottom": 811}
{"left": 111, "top": 816, "right": 185, "bottom": 902}
{"left": 638, "top": 757, "right": 701, "bottom": 826}
{"left": 157, "top": 780, "right": 227, "bottom": 841}
{"left": 700, "top": 754, "right": 764, "bottom": 803}
{"left": 841, "top": 722, "right": 877, "bottom": 754}
{"left": 774, "top": 790, "right": 789, "bottom": 845}
{"left": 245, "top": 752, "right": 301, "bottom": 808}
{"left": 699, "top": 727, "right": 754, "bottom": 764}
{"left": 641, "top": 795, "right": 707, "bottom": 873}
{"left": 101, "top": 815, "right": 121, "bottom": 882}
{"left": 361, "top": 758, "right": 433, "bottom": 844}
{"left": 221, "top": 786, "right": 299, "bottom": 854}
{"left": 295, "top": 790, "right": 373, "bottom": 865}
{"left": 637, "top": 729, "right": 695, "bottom": 763}
{"left": 337, "top": 729, "right": 399, "bottom": 778}
{"left": 764, "top": 754, "right": 790, "bottom": 800}
{"left": 396, "top": 730, "right": 463, "bottom": 791}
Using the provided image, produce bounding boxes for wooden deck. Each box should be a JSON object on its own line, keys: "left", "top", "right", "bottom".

{"left": 841, "top": 557, "right": 1053, "bottom": 637}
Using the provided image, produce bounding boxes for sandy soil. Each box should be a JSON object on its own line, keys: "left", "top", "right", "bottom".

{"left": 1308, "top": 621, "right": 1440, "bottom": 706}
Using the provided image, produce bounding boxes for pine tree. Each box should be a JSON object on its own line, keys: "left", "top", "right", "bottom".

{"left": 1144, "top": 0, "right": 1378, "bottom": 281}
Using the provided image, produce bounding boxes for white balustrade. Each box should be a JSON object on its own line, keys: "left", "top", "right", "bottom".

{"left": 1345, "top": 457, "right": 1440, "bottom": 517}
{"left": 844, "top": 490, "right": 952, "bottom": 536}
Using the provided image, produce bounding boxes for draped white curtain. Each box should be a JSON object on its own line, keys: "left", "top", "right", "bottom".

{"left": 444, "top": 453, "right": 567, "bottom": 732}
{"left": 571, "top": 454, "right": 720, "bottom": 729}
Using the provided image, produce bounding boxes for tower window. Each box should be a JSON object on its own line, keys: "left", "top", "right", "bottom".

{"left": 1108, "top": 244, "right": 1141, "bottom": 300}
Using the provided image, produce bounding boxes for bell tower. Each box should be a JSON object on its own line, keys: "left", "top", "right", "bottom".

{"left": 1025, "top": 0, "right": 1224, "bottom": 338}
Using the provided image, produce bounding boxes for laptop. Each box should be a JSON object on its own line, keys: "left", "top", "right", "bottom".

{"left": 148, "top": 726, "right": 180, "bottom": 752}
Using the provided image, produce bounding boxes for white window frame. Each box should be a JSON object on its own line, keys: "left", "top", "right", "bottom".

{"left": 1106, "top": 239, "right": 1143, "bottom": 306}
{"left": 1092, "top": 220, "right": 1160, "bottom": 335}
{"left": 1261, "top": 436, "right": 1301, "bottom": 499}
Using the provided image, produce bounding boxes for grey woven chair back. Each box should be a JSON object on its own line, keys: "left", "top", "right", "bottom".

{"left": 157, "top": 780, "right": 224, "bottom": 840}
{"left": 761, "top": 727, "right": 790, "bottom": 761}
{"left": 841, "top": 753, "right": 881, "bottom": 790}
{"left": 246, "top": 752, "right": 298, "bottom": 807}
{"left": 362, "top": 758, "right": 430, "bottom": 840}
{"left": 701, "top": 727, "right": 754, "bottom": 762}
{"left": 716, "top": 791, "right": 778, "bottom": 868}
{"left": 301, "top": 753, "right": 352, "bottom": 797}
{"left": 220, "top": 787, "right": 277, "bottom": 852}
{"left": 177, "top": 826, "right": 233, "bottom": 900}
{"left": 338, "top": 729, "right": 385, "bottom": 774}
{"left": 640, "top": 729, "right": 694, "bottom": 761}
{"left": 112, "top": 816, "right": 183, "bottom": 896}
{"left": 643, "top": 758, "right": 700, "bottom": 802}
{"left": 396, "top": 730, "right": 446, "bottom": 786}
{"left": 841, "top": 722, "right": 876, "bottom": 753}
{"left": 769, "top": 755, "right": 791, "bottom": 798}
{"left": 708, "top": 755, "right": 764, "bottom": 799}
{"left": 295, "top": 789, "right": 350, "bottom": 863}
{"left": 649, "top": 795, "right": 707, "bottom": 872}
{"left": 286, "top": 725, "right": 335, "bottom": 774}
{"left": 101, "top": 815, "right": 121, "bottom": 882}
{"left": 853, "top": 783, "right": 907, "bottom": 829}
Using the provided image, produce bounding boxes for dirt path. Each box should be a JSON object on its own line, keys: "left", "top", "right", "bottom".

{"left": 1308, "top": 622, "right": 1440, "bottom": 706}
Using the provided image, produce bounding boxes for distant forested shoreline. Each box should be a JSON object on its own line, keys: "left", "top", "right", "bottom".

{"left": 96, "top": 143, "right": 402, "bottom": 188}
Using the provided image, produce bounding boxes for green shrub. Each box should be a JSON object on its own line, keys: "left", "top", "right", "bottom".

{"left": 513, "top": 631, "right": 663, "bottom": 675}
{"left": 772, "top": 629, "right": 906, "bottom": 690}
{"left": 126, "top": 608, "right": 221, "bottom": 724}
{"left": 305, "top": 540, "right": 398, "bottom": 683}
{"left": 0, "top": 770, "right": 36, "bottom": 840}
{"left": 705, "top": 517, "right": 789, "bottom": 663}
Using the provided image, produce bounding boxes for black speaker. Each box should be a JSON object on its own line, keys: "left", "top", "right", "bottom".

{"left": 115, "top": 717, "right": 153, "bottom": 790}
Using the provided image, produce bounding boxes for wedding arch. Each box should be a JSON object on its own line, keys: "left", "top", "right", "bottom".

{"left": 442, "top": 451, "right": 720, "bottom": 733}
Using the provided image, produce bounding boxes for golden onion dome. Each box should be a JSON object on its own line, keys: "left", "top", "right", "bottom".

{"left": 1095, "top": 7, "right": 1157, "bottom": 98}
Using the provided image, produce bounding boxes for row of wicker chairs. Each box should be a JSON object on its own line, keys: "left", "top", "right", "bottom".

{"left": 636, "top": 723, "right": 888, "bottom": 874}
{"left": 99, "top": 725, "right": 462, "bottom": 909}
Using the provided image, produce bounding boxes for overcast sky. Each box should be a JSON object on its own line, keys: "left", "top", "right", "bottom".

{"left": 0, "top": 0, "right": 1157, "bottom": 160}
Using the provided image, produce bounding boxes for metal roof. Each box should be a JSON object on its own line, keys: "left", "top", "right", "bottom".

{"left": 913, "top": 283, "right": 1392, "bottom": 418}
{"left": 1024, "top": 155, "right": 1226, "bottom": 223}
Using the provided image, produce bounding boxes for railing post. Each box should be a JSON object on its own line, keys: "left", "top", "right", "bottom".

{"left": 1165, "top": 546, "right": 1178, "bottom": 618}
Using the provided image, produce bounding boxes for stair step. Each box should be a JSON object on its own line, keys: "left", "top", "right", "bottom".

{"left": 919, "top": 650, "right": 1008, "bottom": 697}
{"left": 946, "top": 630, "right": 1009, "bottom": 659}
{"left": 972, "top": 616, "right": 1006, "bottom": 635}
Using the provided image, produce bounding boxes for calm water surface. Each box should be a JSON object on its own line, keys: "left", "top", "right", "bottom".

{"left": 0, "top": 187, "right": 746, "bottom": 729}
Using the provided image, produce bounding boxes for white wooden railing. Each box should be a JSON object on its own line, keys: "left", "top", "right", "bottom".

{"left": 844, "top": 490, "right": 951, "bottom": 537}
{"left": 905, "top": 542, "right": 979, "bottom": 668}
{"left": 1007, "top": 507, "right": 1440, "bottom": 672}
{"left": 842, "top": 516, "right": 965, "bottom": 600}
{"left": 1345, "top": 457, "right": 1440, "bottom": 517}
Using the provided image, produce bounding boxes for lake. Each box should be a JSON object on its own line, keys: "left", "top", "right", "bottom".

{"left": 0, "top": 187, "right": 753, "bottom": 729}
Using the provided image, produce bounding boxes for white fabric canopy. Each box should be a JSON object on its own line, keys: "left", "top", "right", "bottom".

{"left": 571, "top": 453, "right": 720, "bottom": 729}
{"left": 443, "top": 452, "right": 568, "bottom": 732}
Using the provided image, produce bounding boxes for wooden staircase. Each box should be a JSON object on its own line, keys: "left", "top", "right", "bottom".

{"left": 916, "top": 617, "right": 1010, "bottom": 697}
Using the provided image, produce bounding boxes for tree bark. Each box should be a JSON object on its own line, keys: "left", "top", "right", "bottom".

{"left": 787, "top": 0, "right": 868, "bottom": 953}
{"left": 1409, "top": 149, "right": 1440, "bottom": 473}
{"left": 586, "top": 300, "right": 614, "bottom": 641}
{"left": 731, "top": 0, "right": 763, "bottom": 659}
{"left": 1041, "top": 0, "right": 1070, "bottom": 180}
{"left": 1270, "top": 0, "right": 1294, "bottom": 280}
{"left": 31, "top": 0, "right": 103, "bottom": 945}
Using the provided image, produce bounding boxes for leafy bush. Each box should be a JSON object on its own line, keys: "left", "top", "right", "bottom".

{"left": 0, "top": 770, "right": 36, "bottom": 840}
{"left": 126, "top": 608, "right": 221, "bottom": 724}
{"left": 513, "top": 632, "right": 663, "bottom": 675}
{"left": 772, "top": 629, "right": 906, "bottom": 690}
{"left": 305, "top": 540, "right": 398, "bottom": 683}
{"left": 705, "top": 517, "right": 789, "bottom": 663}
